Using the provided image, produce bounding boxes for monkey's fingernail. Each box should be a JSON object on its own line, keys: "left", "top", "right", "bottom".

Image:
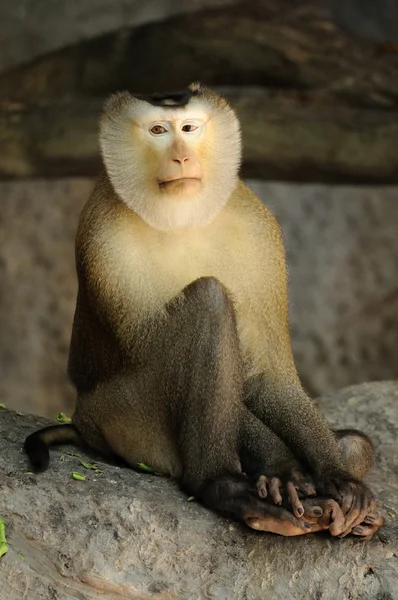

{"left": 353, "top": 526, "right": 363, "bottom": 534}
{"left": 297, "top": 506, "right": 304, "bottom": 516}
{"left": 366, "top": 516, "right": 376, "bottom": 523}
{"left": 313, "top": 507, "right": 323, "bottom": 516}
{"left": 304, "top": 521, "right": 312, "bottom": 529}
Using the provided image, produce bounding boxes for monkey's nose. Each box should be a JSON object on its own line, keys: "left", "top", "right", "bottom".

{"left": 172, "top": 156, "right": 190, "bottom": 164}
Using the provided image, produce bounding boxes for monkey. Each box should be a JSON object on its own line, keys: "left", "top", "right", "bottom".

{"left": 24, "top": 83, "right": 383, "bottom": 538}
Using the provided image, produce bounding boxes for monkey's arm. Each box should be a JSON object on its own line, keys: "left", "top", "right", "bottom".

{"left": 240, "top": 406, "right": 318, "bottom": 518}
{"left": 244, "top": 206, "right": 375, "bottom": 534}
{"left": 72, "top": 190, "right": 160, "bottom": 358}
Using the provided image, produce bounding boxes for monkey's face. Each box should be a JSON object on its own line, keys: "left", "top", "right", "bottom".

{"left": 100, "top": 84, "right": 241, "bottom": 231}
{"left": 139, "top": 108, "right": 207, "bottom": 199}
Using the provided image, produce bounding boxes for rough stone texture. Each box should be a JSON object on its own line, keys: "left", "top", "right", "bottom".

{"left": 3, "top": 89, "right": 398, "bottom": 183}
{"left": 3, "top": 1, "right": 398, "bottom": 109}
{"left": 0, "top": 0, "right": 238, "bottom": 74}
{"left": 1, "top": 178, "right": 398, "bottom": 417}
{"left": 330, "top": 0, "right": 398, "bottom": 43}
{"left": 0, "top": 381, "right": 397, "bottom": 600}
{"left": 2, "top": 2, "right": 398, "bottom": 183}
{"left": 0, "top": 179, "right": 92, "bottom": 417}
{"left": 249, "top": 181, "right": 398, "bottom": 397}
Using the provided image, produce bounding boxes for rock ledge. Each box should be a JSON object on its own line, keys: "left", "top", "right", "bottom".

{"left": 1, "top": 381, "right": 398, "bottom": 600}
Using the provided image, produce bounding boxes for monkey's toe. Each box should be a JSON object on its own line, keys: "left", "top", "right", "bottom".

{"left": 245, "top": 506, "right": 313, "bottom": 537}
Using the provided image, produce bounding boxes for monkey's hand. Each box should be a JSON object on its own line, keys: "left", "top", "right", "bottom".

{"left": 302, "top": 497, "right": 384, "bottom": 539}
{"left": 315, "top": 472, "right": 381, "bottom": 536}
{"left": 255, "top": 468, "right": 317, "bottom": 519}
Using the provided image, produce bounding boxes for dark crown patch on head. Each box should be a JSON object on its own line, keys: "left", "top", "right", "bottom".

{"left": 136, "top": 88, "right": 200, "bottom": 108}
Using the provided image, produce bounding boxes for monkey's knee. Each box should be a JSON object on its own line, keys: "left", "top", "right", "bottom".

{"left": 184, "top": 276, "right": 234, "bottom": 315}
{"left": 334, "top": 429, "right": 374, "bottom": 480}
{"left": 185, "top": 276, "right": 229, "bottom": 302}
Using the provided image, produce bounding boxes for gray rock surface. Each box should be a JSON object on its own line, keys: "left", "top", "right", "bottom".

{"left": 0, "top": 381, "right": 397, "bottom": 600}
{"left": 0, "top": 0, "right": 238, "bottom": 74}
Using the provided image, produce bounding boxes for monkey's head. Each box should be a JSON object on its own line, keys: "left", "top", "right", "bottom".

{"left": 100, "top": 83, "right": 241, "bottom": 231}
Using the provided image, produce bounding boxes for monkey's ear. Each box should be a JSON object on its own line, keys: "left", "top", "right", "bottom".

{"left": 188, "top": 81, "right": 204, "bottom": 94}
{"left": 103, "top": 92, "right": 133, "bottom": 115}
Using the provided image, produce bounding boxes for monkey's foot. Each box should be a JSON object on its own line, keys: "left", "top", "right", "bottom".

{"left": 256, "top": 470, "right": 316, "bottom": 519}
{"left": 247, "top": 496, "right": 383, "bottom": 538}
{"left": 200, "top": 474, "right": 317, "bottom": 537}
{"left": 245, "top": 497, "right": 323, "bottom": 536}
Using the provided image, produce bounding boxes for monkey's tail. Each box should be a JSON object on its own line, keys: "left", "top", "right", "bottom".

{"left": 24, "top": 424, "right": 82, "bottom": 472}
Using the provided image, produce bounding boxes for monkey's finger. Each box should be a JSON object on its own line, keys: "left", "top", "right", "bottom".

{"left": 351, "top": 524, "right": 379, "bottom": 538}
{"left": 302, "top": 498, "right": 345, "bottom": 533}
{"left": 287, "top": 481, "right": 304, "bottom": 518}
{"left": 291, "top": 471, "right": 317, "bottom": 497}
{"left": 300, "top": 481, "right": 317, "bottom": 497}
{"left": 301, "top": 498, "right": 324, "bottom": 522}
{"left": 347, "top": 504, "right": 375, "bottom": 535}
{"left": 341, "top": 492, "right": 371, "bottom": 535}
{"left": 323, "top": 500, "right": 346, "bottom": 536}
{"left": 256, "top": 475, "right": 268, "bottom": 499}
{"left": 341, "top": 488, "right": 354, "bottom": 515}
{"left": 363, "top": 512, "right": 384, "bottom": 527}
{"left": 268, "top": 478, "right": 283, "bottom": 505}
{"left": 367, "top": 498, "right": 376, "bottom": 515}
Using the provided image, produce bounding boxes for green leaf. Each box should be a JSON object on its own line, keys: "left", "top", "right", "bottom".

{"left": 187, "top": 496, "right": 196, "bottom": 502}
{"left": 66, "top": 451, "right": 81, "bottom": 458}
{"left": 0, "top": 518, "right": 8, "bottom": 558}
{"left": 59, "top": 455, "right": 65, "bottom": 461}
{"left": 18, "top": 553, "right": 25, "bottom": 561}
{"left": 80, "top": 460, "right": 100, "bottom": 471}
{"left": 0, "top": 403, "right": 6, "bottom": 409}
{"left": 137, "top": 463, "right": 165, "bottom": 476}
{"left": 57, "top": 412, "right": 72, "bottom": 423}
{"left": 24, "top": 472, "right": 34, "bottom": 475}
{"left": 137, "top": 462, "right": 156, "bottom": 473}
{"left": 388, "top": 511, "right": 395, "bottom": 519}
{"left": 71, "top": 472, "right": 86, "bottom": 481}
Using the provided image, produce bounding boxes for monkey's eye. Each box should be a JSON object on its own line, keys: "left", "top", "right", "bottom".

{"left": 150, "top": 125, "right": 167, "bottom": 135}
{"left": 181, "top": 124, "right": 198, "bottom": 133}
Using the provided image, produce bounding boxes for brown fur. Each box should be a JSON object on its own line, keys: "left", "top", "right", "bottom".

{"left": 25, "top": 84, "right": 377, "bottom": 536}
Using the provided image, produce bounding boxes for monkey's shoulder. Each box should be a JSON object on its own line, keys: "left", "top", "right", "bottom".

{"left": 226, "top": 180, "right": 284, "bottom": 252}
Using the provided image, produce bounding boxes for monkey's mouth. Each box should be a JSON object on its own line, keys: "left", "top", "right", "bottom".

{"left": 159, "top": 177, "right": 201, "bottom": 187}
{"left": 158, "top": 178, "right": 202, "bottom": 194}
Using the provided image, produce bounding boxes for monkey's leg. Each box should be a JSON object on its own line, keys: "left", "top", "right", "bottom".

{"left": 244, "top": 376, "right": 376, "bottom": 536}
{"left": 165, "top": 278, "right": 316, "bottom": 534}
{"left": 253, "top": 428, "right": 382, "bottom": 538}
{"left": 331, "top": 429, "right": 383, "bottom": 537}
{"left": 301, "top": 430, "right": 382, "bottom": 538}
{"left": 73, "top": 277, "right": 314, "bottom": 535}
{"left": 240, "top": 408, "right": 317, "bottom": 518}
{"left": 334, "top": 429, "right": 374, "bottom": 481}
